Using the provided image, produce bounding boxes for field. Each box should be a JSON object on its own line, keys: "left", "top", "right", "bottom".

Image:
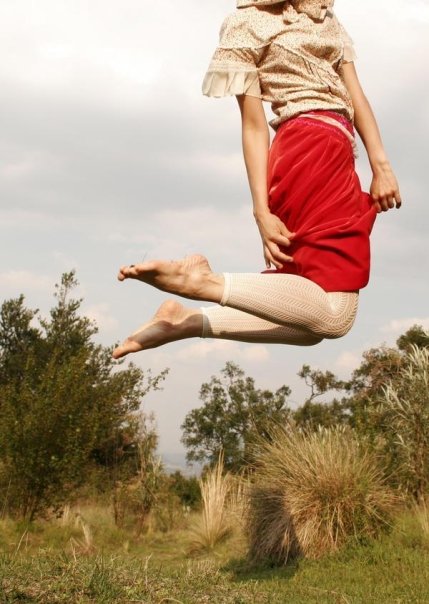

{"left": 1, "top": 504, "right": 428, "bottom": 603}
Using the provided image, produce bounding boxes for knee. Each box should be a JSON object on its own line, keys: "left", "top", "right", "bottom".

{"left": 320, "top": 292, "right": 358, "bottom": 339}
{"left": 320, "top": 319, "right": 355, "bottom": 340}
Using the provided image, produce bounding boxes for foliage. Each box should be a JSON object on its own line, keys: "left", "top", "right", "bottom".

{"left": 181, "top": 362, "right": 291, "bottom": 471}
{"left": 397, "top": 324, "right": 429, "bottom": 352}
{"left": 297, "top": 364, "right": 345, "bottom": 401}
{"left": 293, "top": 326, "right": 429, "bottom": 434}
{"left": 0, "top": 272, "right": 167, "bottom": 520}
{"left": 247, "top": 425, "right": 400, "bottom": 564}
{"left": 292, "top": 398, "right": 347, "bottom": 430}
{"left": 167, "top": 471, "right": 201, "bottom": 509}
{"left": 370, "top": 345, "right": 429, "bottom": 500}
{"left": 112, "top": 413, "right": 164, "bottom": 534}
{"left": 292, "top": 326, "right": 429, "bottom": 500}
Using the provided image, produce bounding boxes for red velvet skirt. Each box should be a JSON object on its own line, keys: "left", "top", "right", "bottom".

{"left": 265, "top": 111, "right": 377, "bottom": 292}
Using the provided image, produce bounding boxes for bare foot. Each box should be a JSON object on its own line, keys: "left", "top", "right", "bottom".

{"left": 112, "top": 299, "right": 202, "bottom": 359}
{"left": 117, "top": 254, "right": 223, "bottom": 303}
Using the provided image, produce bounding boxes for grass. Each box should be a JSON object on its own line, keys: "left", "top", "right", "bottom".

{"left": 190, "top": 455, "right": 232, "bottom": 552}
{"left": 0, "top": 504, "right": 428, "bottom": 603}
{"left": 190, "top": 455, "right": 248, "bottom": 553}
{"left": 248, "top": 426, "right": 400, "bottom": 563}
{"left": 413, "top": 498, "right": 429, "bottom": 541}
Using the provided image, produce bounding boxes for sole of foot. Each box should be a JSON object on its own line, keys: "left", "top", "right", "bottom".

{"left": 112, "top": 299, "right": 201, "bottom": 359}
{"left": 117, "top": 254, "right": 221, "bottom": 301}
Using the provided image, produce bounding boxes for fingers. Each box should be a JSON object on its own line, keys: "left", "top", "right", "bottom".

{"left": 394, "top": 190, "right": 402, "bottom": 209}
{"left": 264, "top": 243, "right": 293, "bottom": 269}
{"left": 272, "top": 233, "right": 294, "bottom": 247}
{"left": 371, "top": 181, "right": 403, "bottom": 211}
{"left": 370, "top": 171, "right": 402, "bottom": 212}
{"left": 373, "top": 193, "right": 402, "bottom": 213}
{"left": 278, "top": 222, "right": 296, "bottom": 241}
{"left": 373, "top": 200, "right": 382, "bottom": 214}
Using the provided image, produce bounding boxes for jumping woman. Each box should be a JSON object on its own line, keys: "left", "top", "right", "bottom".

{"left": 113, "top": 0, "right": 401, "bottom": 360}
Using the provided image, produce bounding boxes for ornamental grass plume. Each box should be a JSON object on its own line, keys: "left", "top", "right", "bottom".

{"left": 247, "top": 425, "right": 400, "bottom": 564}
{"left": 190, "top": 453, "right": 232, "bottom": 551}
{"left": 413, "top": 498, "right": 429, "bottom": 541}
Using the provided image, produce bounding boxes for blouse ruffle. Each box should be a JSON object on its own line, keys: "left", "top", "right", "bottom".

{"left": 339, "top": 23, "right": 357, "bottom": 62}
{"left": 202, "top": 67, "right": 261, "bottom": 98}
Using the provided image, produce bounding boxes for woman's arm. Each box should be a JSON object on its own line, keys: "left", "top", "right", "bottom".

{"left": 236, "top": 94, "right": 294, "bottom": 269}
{"left": 341, "top": 61, "right": 402, "bottom": 213}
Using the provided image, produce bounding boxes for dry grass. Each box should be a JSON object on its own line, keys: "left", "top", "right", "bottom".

{"left": 247, "top": 425, "right": 400, "bottom": 564}
{"left": 227, "top": 475, "right": 249, "bottom": 534}
{"left": 190, "top": 454, "right": 237, "bottom": 552}
{"left": 413, "top": 498, "right": 429, "bottom": 541}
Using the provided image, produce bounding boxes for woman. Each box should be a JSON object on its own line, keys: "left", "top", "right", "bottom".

{"left": 112, "top": 0, "right": 401, "bottom": 359}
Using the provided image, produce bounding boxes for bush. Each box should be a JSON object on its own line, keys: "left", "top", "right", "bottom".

{"left": 247, "top": 425, "right": 400, "bottom": 564}
{"left": 376, "top": 345, "right": 429, "bottom": 500}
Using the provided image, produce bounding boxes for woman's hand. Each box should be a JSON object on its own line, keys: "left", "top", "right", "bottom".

{"left": 254, "top": 210, "right": 295, "bottom": 269}
{"left": 370, "top": 162, "right": 402, "bottom": 213}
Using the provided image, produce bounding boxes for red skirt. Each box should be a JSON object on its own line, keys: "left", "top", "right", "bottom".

{"left": 265, "top": 111, "right": 377, "bottom": 292}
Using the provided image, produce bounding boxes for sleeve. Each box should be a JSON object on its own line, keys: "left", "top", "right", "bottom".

{"left": 338, "top": 21, "right": 357, "bottom": 63}
{"left": 202, "top": 12, "right": 265, "bottom": 99}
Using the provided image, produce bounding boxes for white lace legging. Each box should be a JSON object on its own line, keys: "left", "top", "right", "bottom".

{"left": 201, "top": 273, "right": 358, "bottom": 346}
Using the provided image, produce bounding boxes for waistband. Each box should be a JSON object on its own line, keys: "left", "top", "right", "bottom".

{"left": 296, "top": 110, "right": 358, "bottom": 158}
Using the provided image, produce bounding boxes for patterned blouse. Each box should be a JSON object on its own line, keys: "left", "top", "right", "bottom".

{"left": 202, "top": 0, "right": 356, "bottom": 129}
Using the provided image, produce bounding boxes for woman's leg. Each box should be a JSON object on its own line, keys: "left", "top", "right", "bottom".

{"left": 201, "top": 304, "right": 323, "bottom": 345}
{"left": 113, "top": 255, "right": 358, "bottom": 358}
{"left": 219, "top": 273, "right": 358, "bottom": 339}
{"left": 113, "top": 300, "right": 323, "bottom": 359}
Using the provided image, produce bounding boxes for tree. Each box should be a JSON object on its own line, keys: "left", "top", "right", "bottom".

{"left": 167, "top": 471, "right": 201, "bottom": 509}
{"left": 293, "top": 364, "right": 347, "bottom": 430}
{"left": 181, "top": 362, "right": 291, "bottom": 471}
{"left": 0, "top": 271, "right": 167, "bottom": 519}
{"left": 293, "top": 398, "right": 348, "bottom": 431}
{"left": 397, "top": 324, "right": 429, "bottom": 353}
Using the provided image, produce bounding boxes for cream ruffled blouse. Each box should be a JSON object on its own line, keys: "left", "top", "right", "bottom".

{"left": 202, "top": 0, "right": 356, "bottom": 129}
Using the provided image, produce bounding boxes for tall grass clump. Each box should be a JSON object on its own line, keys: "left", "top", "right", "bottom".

{"left": 191, "top": 454, "right": 233, "bottom": 551}
{"left": 377, "top": 345, "right": 429, "bottom": 501}
{"left": 413, "top": 498, "right": 429, "bottom": 541}
{"left": 247, "top": 425, "right": 400, "bottom": 564}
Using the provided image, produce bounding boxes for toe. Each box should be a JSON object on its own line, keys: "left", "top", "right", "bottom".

{"left": 112, "top": 345, "right": 125, "bottom": 359}
{"left": 118, "top": 265, "right": 137, "bottom": 280}
{"left": 113, "top": 338, "right": 141, "bottom": 359}
{"left": 117, "top": 265, "right": 129, "bottom": 281}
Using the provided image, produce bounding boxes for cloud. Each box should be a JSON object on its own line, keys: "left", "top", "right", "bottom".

{"left": 103, "top": 204, "right": 263, "bottom": 272}
{"left": 84, "top": 303, "right": 119, "bottom": 333}
{"left": 381, "top": 318, "right": 429, "bottom": 338}
{"left": 177, "top": 339, "right": 269, "bottom": 363}
{"left": 0, "top": 270, "right": 53, "bottom": 294}
{"left": 335, "top": 351, "right": 362, "bottom": 373}
{"left": 0, "top": 208, "right": 61, "bottom": 231}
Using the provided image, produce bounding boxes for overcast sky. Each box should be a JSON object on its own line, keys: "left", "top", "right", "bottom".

{"left": 1, "top": 0, "right": 428, "bottom": 463}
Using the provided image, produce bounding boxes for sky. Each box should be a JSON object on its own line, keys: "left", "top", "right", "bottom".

{"left": 1, "top": 0, "right": 428, "bottom": 465}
